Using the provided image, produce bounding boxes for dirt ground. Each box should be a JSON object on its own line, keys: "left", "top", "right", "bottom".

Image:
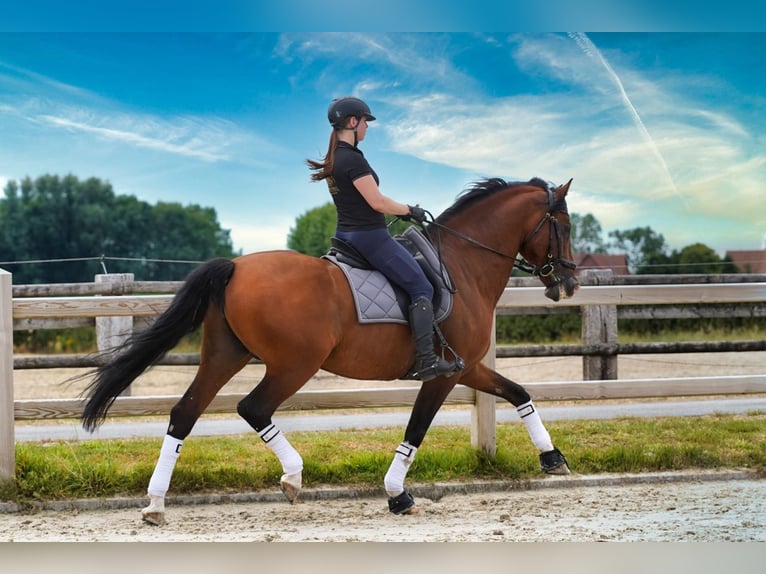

{"left": 1, "top": 474, "right": 764, "bottom": 542}
{"left": 5, "top": 351, "right": 766, "bottom": 542}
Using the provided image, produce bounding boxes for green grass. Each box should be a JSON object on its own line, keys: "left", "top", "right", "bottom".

{"left": 617, "top": 325, "right": 766, "bottom": 344}
{"left": 3, "top": 412, "right": 765, "bottom": 505}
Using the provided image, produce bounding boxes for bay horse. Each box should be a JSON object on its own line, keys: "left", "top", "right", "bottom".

{"left": 80, "top": 176, "right": 579, "bottom": 525}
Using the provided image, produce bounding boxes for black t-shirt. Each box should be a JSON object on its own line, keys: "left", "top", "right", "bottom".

{"left": 329, "top": 141, "right": 385, "bottom": 231}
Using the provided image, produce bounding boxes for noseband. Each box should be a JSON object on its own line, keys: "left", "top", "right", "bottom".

{"left": 420, "top": 186, "right": 575, "bottom": 283}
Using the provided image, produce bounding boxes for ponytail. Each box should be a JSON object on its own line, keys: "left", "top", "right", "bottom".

{"left": 306, "top": 130, "right": 339, "bottom": 182}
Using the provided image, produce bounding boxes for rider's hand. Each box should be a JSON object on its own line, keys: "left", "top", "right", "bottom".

{"left": 404, "top": 205, "right": 427, "bottom": 224}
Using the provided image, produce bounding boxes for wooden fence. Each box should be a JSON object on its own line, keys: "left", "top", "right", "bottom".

{"left": 1, "top": 268, "right": 765, "bottom": 481}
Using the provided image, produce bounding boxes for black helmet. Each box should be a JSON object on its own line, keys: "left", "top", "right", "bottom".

{"left": 327, "top": 96, "right": 376, "bottom": 127}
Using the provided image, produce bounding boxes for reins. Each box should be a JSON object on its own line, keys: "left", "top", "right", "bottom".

{"left": 401, "top": 186, "right": 575, "bottom": 280}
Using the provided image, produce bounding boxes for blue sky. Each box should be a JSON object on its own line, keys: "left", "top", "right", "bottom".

{"left": 1, "top": 32, "right": 765, "bottom": 257}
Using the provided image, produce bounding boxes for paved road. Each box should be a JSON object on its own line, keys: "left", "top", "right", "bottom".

{"left": 15, "top": 396, "right": 766, "bottom": 442}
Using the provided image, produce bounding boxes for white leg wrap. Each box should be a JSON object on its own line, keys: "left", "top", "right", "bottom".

{"left": 259, "top": 424, "right": 303, "bottom": 476}
{"left": 517, "top": 400, "right": 554, "bottom": 452}
{"left": 384, "top": 441, "right": 418, "bottom": 497}
{"left": 147, "top": 435, "right": 183, "bottom": 497}
{"left": 143, "top": 494, "right": 165, "bottom": 514}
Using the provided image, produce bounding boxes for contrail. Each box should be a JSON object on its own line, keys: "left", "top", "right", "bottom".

{"left": 569, "top": 32, "right": 686, "bottom": 206}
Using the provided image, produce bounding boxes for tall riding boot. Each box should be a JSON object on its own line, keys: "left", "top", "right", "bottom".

{"left": 408, "top": 296, "right": 458, "bottom": 382}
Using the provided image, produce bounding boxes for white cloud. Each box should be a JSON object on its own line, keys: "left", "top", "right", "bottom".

{"left": 0, "top": 60, "right": 282, "bottom": 167}
{"left": 568, "top": 194, "right": 642, "bottom": 231}
{"left": 0, "top": 59, "right": 100, "bottom": 100}
{"left": 38, "top": 114, "right": 232, "bottom": 162}
{"left": 227, "top": 221, "right": 291, "bottom": 255}
{"left": 378, "top": 35, "right": 766, "bottom": 251}
{"left": 275, "top": 33, "right": 477, "bottom": 98}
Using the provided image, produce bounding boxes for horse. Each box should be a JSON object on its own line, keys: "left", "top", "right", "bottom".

{"left": 80, "top": 176, "right": 579, "bottom": 525}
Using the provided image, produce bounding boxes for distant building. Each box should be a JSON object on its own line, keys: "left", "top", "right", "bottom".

{"left": 573, "top": 253, "right": 629, "bottom": 275}
{"left": 725, "top": 249, "right": 766, "bottom": 273}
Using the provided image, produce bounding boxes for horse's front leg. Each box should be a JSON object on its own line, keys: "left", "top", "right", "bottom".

{"left": 384, "top": 378, "right": 457, "bottom": 515}
{"left": 461, "top": 362, "right": 570, "bottom": 475}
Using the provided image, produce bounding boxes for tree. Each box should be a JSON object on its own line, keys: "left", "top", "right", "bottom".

{"left": 608, "top": 226, "right": 669, "bottom": 274}
{"left": 570, "top": 212, "right": 607, "bottom": 253}
{"left": 677, "top": 243, "right": 733, "bottom": 274}
{"left": 287, "top": 202, "right": 337, "bottom": 257}
{"left": 0, "top": 174, "right": 236, "bottom": 283}
{"left": 641, "top": 249, "right": 681, "bottom": 274}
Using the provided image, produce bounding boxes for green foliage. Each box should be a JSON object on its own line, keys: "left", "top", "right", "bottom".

{"left": 0, "top": 174, "right": 237, "bottom": 283}
{"left": 286, "top": 202, "right": 337, "bottom": 257}
{"left": 496, "top": 314, "right": 581, "bottom": 344}
{"left": 677, "top": 243, "right": 737, "bottom": 273}
{"left": 5, "top": 414, "right": 765, "bottom": 503}
{"left": 13, "top": 326, "right": 202, "bottom": 354}
{"left": 497, "top": 310, "right": 765, "bottom": 345}
{"left": 570, "top": 212, "right": 607, "bottom": 254}
{"left": 567, "top": 213, "right": 739, "bottom": 274}
{"left": 608, "top": 226, "right": 669, "bottom": 274}
{"left": 13, "top": 328, "right": 96, "bottom": 353}
{"left": 618, "top": 315, "right": 766, "bottom": 340}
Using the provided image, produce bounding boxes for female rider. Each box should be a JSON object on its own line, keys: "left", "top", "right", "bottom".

{"left": 307, "top": 96, "right": 457, "bottom": 382}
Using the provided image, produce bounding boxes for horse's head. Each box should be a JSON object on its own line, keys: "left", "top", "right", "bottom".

{"left": 517, "top": 179, "right": 579, "bottom": 302}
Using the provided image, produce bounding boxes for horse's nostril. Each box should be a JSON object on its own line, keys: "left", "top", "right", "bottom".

{"left": 544, "top": 284, "right": 562, "bottom": 302}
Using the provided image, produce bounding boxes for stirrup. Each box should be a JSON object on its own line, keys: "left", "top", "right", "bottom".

{"left": 416, "top": 358, "right": 459, "bottom": 382}
{"left": 388, "top": 490, "right": 416, "bottom": 514}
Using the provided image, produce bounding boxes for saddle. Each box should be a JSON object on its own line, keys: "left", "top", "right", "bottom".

{"left": 323, "top": 226, "right": 456, "bottom": 325}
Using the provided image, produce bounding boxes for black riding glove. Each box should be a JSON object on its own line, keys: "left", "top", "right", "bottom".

{"left": 404, "top": 205, "right": 427, "bottom": 224}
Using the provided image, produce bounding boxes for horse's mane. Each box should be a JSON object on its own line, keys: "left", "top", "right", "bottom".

{"left": 435, "top": 177, "right": 554, "bottom": 225}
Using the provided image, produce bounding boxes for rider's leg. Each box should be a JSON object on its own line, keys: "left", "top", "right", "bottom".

{"left": 336, "top": 229, "right": 458, "bottom": 381}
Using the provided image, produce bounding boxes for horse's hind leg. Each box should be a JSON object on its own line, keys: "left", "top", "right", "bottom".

{"left": 460, "top": 362, "right": 570, "bottom": 475}
{"left": 142, "top": 310, "right": 251, "bottom": 526}
{"left": 236, "top": 362, "right": 325, "bottom": 504}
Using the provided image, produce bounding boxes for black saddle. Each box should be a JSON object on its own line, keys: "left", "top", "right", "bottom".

{"left": 327, "top": 226, "right": 456, "bottom": 312}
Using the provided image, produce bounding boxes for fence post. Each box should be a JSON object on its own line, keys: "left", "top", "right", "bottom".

{"left": 95, "top": 273, "right": 134, "bottom": 396}
{"left": 471, "top": 314, "right": 497, "bottom": 456}
{"left": 0, "top": 269, "right": 15, "bottom": 482}
{"left": 580, "top": 269, "right": 618, "bottom": 380}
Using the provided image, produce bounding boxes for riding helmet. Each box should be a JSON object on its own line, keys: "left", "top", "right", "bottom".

{"left": 327, "top": 96, "right": 376, "bottom": 127}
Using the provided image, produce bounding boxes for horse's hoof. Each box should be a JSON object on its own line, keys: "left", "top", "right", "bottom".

{"left": 141, "top": 495, "right": 166, "bottom": 525}
{"left": 280, "top": 472, "right": 302, "bottom": 504}
{"left": 388, "top": 490, "right": 418, "bottom": 515}
{"left": 540, "top": 447, "right": 571, "bottom": 475}
{"left": 142, "top": 511, "right": 166, "bottom": 526}
{"left": 546, "top": 463, "right": 571, "bottom": 475}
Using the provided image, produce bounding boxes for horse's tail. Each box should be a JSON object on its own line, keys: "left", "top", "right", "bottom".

{"left": 80, "top": 257, "right": 236, "bottom": 432}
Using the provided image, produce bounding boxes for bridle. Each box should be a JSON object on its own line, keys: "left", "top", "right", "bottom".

{"left": 515, "top": 186, "right": 577, "bottom": 280}
{"left": 413, "top": 186, "right": 576, "bottom": 285}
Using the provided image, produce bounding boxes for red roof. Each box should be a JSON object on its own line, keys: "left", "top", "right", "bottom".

{"left": 573, "top": 253, "right": 629, "bottom": 276}
{"left": 725, "top": 250, "right": 766, "bottom": 273}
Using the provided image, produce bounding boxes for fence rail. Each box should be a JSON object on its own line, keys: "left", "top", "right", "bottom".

{"left": 2, "top": 269, "right": 766, "bottom": 481}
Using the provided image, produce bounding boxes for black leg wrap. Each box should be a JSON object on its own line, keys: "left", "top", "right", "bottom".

{"left": 539, "top": 447, "right": 569, "bottom": 473}
{"left": 388, "top": 490, "right": 416, "bottom": 515}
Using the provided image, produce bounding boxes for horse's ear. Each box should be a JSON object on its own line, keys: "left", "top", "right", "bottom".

{"left": 555, "top": 178, "right": 573, "bottom": 199}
